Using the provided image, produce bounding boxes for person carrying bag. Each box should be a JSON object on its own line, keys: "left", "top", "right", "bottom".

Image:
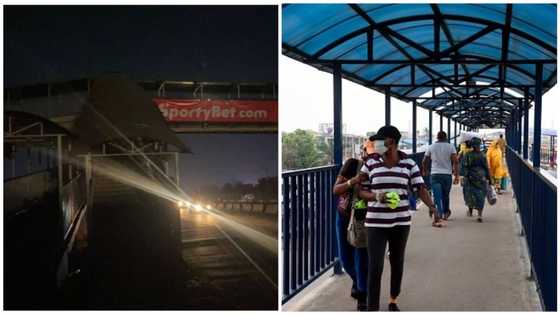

{"left": 347, "top": 198, "right": 368, "bottom": 248}
{"left": 332, "top": 147, "right": 370, "bottom": 311}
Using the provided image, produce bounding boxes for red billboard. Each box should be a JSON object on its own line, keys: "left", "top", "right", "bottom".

{"left": 154, "top": 99, "right": 277, "bottom": 123}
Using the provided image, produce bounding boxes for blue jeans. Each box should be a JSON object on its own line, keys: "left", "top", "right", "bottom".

{"left": 336, "top": 211, "right": 368, "bottom": 293}
{"left": 431, "top": 174, "right": 452, "bottom": 218}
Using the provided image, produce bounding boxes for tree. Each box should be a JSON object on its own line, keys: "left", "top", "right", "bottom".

{"left": 316, "top": 137, "right": 333, "bottom": 165}
{"left": 282, "top": 129, "right": 326, "bottom": 170}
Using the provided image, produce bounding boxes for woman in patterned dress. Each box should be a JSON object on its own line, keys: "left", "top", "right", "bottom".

{"left": 460, "top": 137, "right": 492, "bottom": 222}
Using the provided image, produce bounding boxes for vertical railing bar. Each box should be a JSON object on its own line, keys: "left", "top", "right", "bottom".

{"left": 310, "top": 171, "right": 316, "bottom": 275}
{"left": 282, "top": 175, "right": 290, "bottom": 297}
{"left": 331, "top": 168, "right": 335, "bottom": 262}
{"left": 297, "top": 174, "right": 304, "bottom": 286}
{"left": 303, "top": 173, "right": 309, "bottom": 281}
{"left": 326, "top": 169, "right": 331, "bottom": 264}
{"left": 319, "top": 171, "right": 326, "bottom": 269}
{"left": 290, "top": 175, "right": 297, "bottom": 291}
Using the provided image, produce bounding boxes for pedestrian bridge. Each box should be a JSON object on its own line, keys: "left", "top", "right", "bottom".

{"left": 281, "top": 3, "right": 557, "bottom": 311}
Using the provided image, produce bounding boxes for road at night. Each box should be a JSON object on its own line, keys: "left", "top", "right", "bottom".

{"left": 179, "top": 210, "right": 277, "bottom": 310}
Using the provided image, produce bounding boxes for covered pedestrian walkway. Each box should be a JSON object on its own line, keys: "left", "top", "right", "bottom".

{"left": 281, "top": 4, "right": 557, "bottom": 311}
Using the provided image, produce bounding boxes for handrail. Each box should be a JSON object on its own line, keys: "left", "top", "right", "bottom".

{"left": 282, "top": 164, "right": 338, "bottom": 176}
{"left": 507, "top": 145, "right": 557, "bottom": 191}
{"left": 4, "top": 168, "right": 54, "bottom": 183}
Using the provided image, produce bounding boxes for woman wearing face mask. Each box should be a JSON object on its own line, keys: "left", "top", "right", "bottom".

{"left": 332, "top": 142, "right": 373, "bottom": 311}
{"left": 358, "top": 126, "right": 438, "bottom": 311}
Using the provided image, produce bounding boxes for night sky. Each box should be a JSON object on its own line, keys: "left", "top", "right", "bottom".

{"left": 178, "top": 134, "right": 278, "bottom": 194}
{"left": 5, "top": 6, "right": 278, "bottom": 190}
{"left": 4, "top": 5, "right": 278, "bottom": 87}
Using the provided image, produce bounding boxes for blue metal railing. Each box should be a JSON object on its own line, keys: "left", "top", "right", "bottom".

{"left": 281, "top": 165, "right": 339, "bottom": 303}
{"left": 506, "top": 146, "right": 557, "bottom": 311}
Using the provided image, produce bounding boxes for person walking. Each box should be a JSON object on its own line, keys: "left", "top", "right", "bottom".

{"left": 496, "top": 134, "right": 506, "bottom": 156}
{"left": 332, "top": 146, "right": 370, "bottom": 311}
{"left": 421, "top": 131, "right": 459, "bottom": 226}
{"left": 460, "top": 137, "right": 492, "bottom": 222}
{"left": 487, "top": 140, "right": 507, "bottom": 194}
{"left": 358, "top": 125, "right": 438, "bottom": 311}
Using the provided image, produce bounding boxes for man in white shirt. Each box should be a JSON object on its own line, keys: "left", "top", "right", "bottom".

{"left": 422, "top": 131, "right": 459, "bottom": 222}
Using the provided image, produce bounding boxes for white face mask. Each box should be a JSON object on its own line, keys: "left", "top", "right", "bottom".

{"left": 373, "top": 140, "right": 387, "bottom": 155}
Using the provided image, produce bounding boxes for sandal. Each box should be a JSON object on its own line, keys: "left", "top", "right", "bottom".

{"left": 432, "top": 220, "right": 444, "bottom": 228}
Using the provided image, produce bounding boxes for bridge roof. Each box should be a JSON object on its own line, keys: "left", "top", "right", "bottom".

{"left": 73, "top": 75, "right": 190, "bottom": 153}
{"left": 283, "top": 4, "right": 557, "bottom": 128}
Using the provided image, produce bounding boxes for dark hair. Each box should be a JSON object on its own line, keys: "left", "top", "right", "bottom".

{"left": 339, "top": 158, "right": 359, "bottom": 179}
{"left": 437, "top": 131, "right": 447, "bottom": 140}
{"left": 465, "top": 140, "right": 472, "bottom": 148}
{"left": 499, "top": 134, "right": 503, "bottom": 138}
{"left": 376, "top": 125, "right": 401, "bottom": 144}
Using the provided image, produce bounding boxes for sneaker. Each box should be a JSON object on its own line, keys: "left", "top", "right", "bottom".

{"left": 388, "top": 303, "right": 400, "bottom": 311}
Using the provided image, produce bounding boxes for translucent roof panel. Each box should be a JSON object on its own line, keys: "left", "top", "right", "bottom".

{"left": 282, "top": 3, "right": 557, "bottom": 103}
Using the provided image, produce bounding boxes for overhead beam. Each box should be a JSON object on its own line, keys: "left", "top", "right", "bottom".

{"left": 431, "top": 4, "right": 471, "bottom": 78}
{"left": 307, "top": 58, "right": 556, "bottom": 65}
{"left": 500, "top": 5, "right": 513, "bottom": 99}
{"left": 292, "top": 11, "right": 556, "bottom": 59}
{"left": 349, "top": 4, "right": 433, "bottom": 58}
{"left": 436, "top": 25, "right": 499, "bottom": 59}
{"left": 348, "top": 3, "right": 461, "bottom": 98}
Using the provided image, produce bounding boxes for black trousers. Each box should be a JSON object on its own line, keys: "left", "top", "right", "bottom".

{"left": 366, "top": 225, "right": 411, "bottom": 311}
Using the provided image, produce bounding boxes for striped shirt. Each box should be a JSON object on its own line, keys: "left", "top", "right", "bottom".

{"left": 360, "top": 151, "right": 425, "bottom": 228}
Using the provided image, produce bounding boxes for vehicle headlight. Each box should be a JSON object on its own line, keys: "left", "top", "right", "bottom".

{"left": 177, "top": 201, "right": 185, "bottom": 207}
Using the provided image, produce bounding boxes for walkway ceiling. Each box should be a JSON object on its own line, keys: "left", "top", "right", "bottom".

{"left": 283, "top": 4, "right": 557, "bottom": 128}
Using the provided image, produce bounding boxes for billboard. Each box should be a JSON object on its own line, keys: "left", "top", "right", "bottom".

{"left": 154, "top": 99, "right": 277, "bottom": 123}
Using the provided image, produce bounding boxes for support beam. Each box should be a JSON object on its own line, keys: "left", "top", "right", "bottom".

{"left": 439, "top": 113, "right": 443, "bottom": 132}
{"left": 517, "top": 99, "right": 523, "bottom": 154}
{"left": 454, "top": 120, "right": 457, "bottom": 147}
{"left": 511, "top": 110, "right": 518, "bottom": 152}
{"left": 412, "top": 100, "right": 417, "bottom": 153}
{"left": 523, "top": 88, "right": 529, "bottom": 159}
{"left": 447, "top": 111, "right": 451, "bottom": 143}
{"left": 385, "top": 88, "right": 391, "bottom": 125}
{"left": 333, "top": 63, "right": 343, "bottom": 168}
{"left": 532, "top": 64, "right": 543, "bottom": 168}
{"left": 332, "top": 63, "right": 343, "bottom": 275}
{"left": 429, "top": 109, "right": 433, "bottom": 145}
{"left": 367, "top": 29, "right": 373, "bottom": 61}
